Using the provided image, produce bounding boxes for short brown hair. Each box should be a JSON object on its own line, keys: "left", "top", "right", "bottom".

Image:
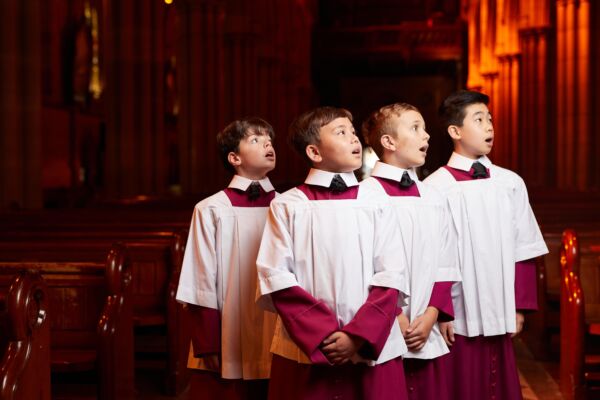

{"left": 289, "top": 107, "right": 353, "bottom": 162}
{"left": 361, "top": 103, "right": 420, "bottom": 157}
{"left": 217, "top": 117, "right": 275, "bottom": 173}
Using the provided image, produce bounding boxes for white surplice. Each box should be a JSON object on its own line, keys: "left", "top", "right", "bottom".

{"left": 362, "top": 161, "right": 461, "bottom": 360}
{"left": 256, "top": 169, "right": 410, "bottom": 366}
{"left": 176, "top": 175, "right": 277, "bottom": 379}
{"left": 425, "top": 153, "right": 548, "bottom": 337}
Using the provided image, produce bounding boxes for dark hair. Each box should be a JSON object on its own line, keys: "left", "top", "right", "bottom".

{"left": 217, "top": 117, "right": 275, "bottom": 173}
{"left": 439, "top": 90, "right": 490, "bottom": 129}
{"left": 362, "top": 103, "right": 420, "bottom": 158}
{"left": 289, "top": 107, "right": 353, "bottom": 162}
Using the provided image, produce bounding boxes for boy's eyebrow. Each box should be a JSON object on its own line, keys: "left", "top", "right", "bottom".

{"left": 332, "top": 124, "right": 352, "bottom": 129}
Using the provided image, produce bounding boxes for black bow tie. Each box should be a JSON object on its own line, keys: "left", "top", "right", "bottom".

{"left": 471, "top": 162, "right": 488, "bottom": 179}
{"left": 247, "top": 181, "right": 261, "bottom": 200}
{"left": 399, "top": 171, "right": 415, "bottom": 189}
{"left": 329, "top": 174, "right": 348, "bottom": 193}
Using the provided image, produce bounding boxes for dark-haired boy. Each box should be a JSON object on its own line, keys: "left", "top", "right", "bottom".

{"left": 176, "top": 117, "right": 278, "bottom": 399}
{"left": 256, "top": 107, "right": 409, "bottom": 400}
{"left": 425, "top": 90, "right": 548, "bottom": 399}
{"left": 361, "top": 102, "right": 460, "bottom": 400}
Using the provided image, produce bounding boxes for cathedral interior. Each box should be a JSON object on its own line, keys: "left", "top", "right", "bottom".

{"left": 1, "top": 1, "right": 600, "bottom": 399}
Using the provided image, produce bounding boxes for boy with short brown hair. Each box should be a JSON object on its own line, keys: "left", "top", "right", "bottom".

{"left": 256, "top": 107, "right": 410, "bottom": 400}
{"left": 177, "top": 117, "right": 278, "bottom": 399}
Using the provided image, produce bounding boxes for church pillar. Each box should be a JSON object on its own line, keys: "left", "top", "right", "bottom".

{"left": 556, "top": 0, "right": 591, "bottom": 190}
{"left": 176, "top": 0, "right": 226, "bottom": 194}
{"left": 519, "top": 26, "right": 554, "bottom": 187}
{"left": 102, "top": 0, "right": 168, "bottom": 197}
{"left": 0, "top": 1, "right": 42, "bottom": 208}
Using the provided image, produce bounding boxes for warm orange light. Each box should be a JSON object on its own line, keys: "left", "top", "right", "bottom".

{"left": 165, "top": 0, "right": 173, "bottom": 4}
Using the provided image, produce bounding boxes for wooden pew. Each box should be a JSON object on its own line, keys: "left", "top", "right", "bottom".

{"left": 0, "top": 230, "right": 190, "bottom": 395}
{"left": 559, "top": 229, "right": 600, "bottom": 400}
{"left": 0, "top": 244, "right": 134, "bottom": 400}
{"left": 0, "top": 270, "right": 51, "bottom": 400}
{"left": 523, "top": 230, "right": 600, "bottom": 359}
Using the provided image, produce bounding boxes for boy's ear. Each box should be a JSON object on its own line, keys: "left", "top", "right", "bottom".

{"left": 227, "top": 151, "right": 242, "bottom": 167}
{"left": 448, "top": 125, "right": 461, "bottom": 140}
{"left": 380, "top": 134, "right": 396, "bottom": 151}
{"left": 305, "top": 144, "right": 322, "bottom": 164}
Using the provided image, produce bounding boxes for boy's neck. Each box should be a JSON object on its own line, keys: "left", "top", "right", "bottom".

{"left": 452, "top": 147, "right": 485, "bottom": 161}
{"left": 381, "top": 151, "right": 420, "bottom": 169}
{"left": 311, "top": 165, "right": 356, "bottom": 174}
{"left": 381, "top": 154, "right": 415, "bottom": 170}
{"left": 235, "top": 172, "right": 268, "bottom": 181}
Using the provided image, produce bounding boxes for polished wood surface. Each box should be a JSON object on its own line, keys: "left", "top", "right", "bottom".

{"left": 0, "top": 245, "right": 134, "bottom": 400}
{"left": 0, "top": 270, "right": 51, "bottom": 400}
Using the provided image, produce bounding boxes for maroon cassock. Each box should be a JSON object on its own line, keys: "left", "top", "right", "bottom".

{"left": 374, "top": 175, "right": 455, "bottom": 400}
{"left": 185, "top": 186, "right": 275, "bottom": 400}
{"left": 404, "top": 281, "right": 454, "bottom": 400}
{"left": 437, "top": 165, "right": 538, "bottom": 400}
{"left": 265, "top": 183, "right": 408, "bottom": 400}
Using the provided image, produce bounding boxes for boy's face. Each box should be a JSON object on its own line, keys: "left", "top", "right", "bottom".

{"left": 451, "top": 103, "right": 494, "bottom": 159}
{"left": 228, "top": 130, "right": 276, "bottom": 179}
{"left": 383, "top": 110, "right": 429, "bottom": 169}
{"left": 306, "top": 117, "right": 362, "bottom": 173}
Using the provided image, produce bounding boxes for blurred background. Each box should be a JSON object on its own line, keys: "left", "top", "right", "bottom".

{"left": 2, "top": 2, "right": 600, "bottom": 399}
{"left": 2, "top": 0, "right": 599, "bottom": 209}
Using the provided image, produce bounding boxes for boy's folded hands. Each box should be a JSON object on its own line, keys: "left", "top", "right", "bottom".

{"left": 321, "top": 331, "right": 365, "bottom": 365}
{"left": 404, "top": 307, "right": 439, "bottom": 351}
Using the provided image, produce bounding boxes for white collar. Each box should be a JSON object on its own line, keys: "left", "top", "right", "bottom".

{"left": 304, "top": 168, "right": 359, "bottom": 188}
{"left": 370, "top": 161, "right": 419, "bottom": 182}
{"left": 447, "top": 152, "right": 492, "bottom": 172}
{"left": 228, "top": 175, "right": 275, "bottom": 192}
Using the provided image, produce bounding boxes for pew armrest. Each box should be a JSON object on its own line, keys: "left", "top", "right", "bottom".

{"left": 0, "top": 270, "right": 50, "bottom": 400}
{"left": 97, "top": 243, "right": 135, "bottom": 400}
{"left": 165, "top": 229, "right": 191, "bottom": 395}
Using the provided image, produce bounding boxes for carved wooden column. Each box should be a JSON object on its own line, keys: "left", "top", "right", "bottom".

{"left": 176, "top": 0, "right": 226, "bottom": 194}
{"left": 493, "top": 54, "right": 520, "bottom": 171}
{"left": 591, "top": 0, "right": 600, "bottom": 189}
{"left": 556, "top": 0, "right": 590, "bottom": 190}
{"left": 0, "top": 1, "right": 42, "bottom": 208}
{"left": 519, "top": 26, "right": 554, "bottom": 187}
{"left": 102, "top": 0, "right": 168, "bottom": 197}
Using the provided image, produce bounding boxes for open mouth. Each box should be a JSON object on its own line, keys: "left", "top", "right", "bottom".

{"left": 419, "top": 145, "right": 429, "bottom": 153}
{"left": 352, "top": 148, "right": 362, "bottom": 156}
{"left": 265, "top": 151, "right": 275, "bottom": 158}
{"left": 485, "top": 137, "right": 493, "bottom": 144}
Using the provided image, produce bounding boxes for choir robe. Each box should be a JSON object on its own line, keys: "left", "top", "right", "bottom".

{"left": 176, "top": 175, "right": 278, "bottom": 399}
{"left": 424, "top": 152, "right": 548, "bottom": 400}
{"left": 362, "top": 161, "right": 460, "bottom": 400}
{"left": 256, "top": 169, "right": 410, "bottom": 400}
